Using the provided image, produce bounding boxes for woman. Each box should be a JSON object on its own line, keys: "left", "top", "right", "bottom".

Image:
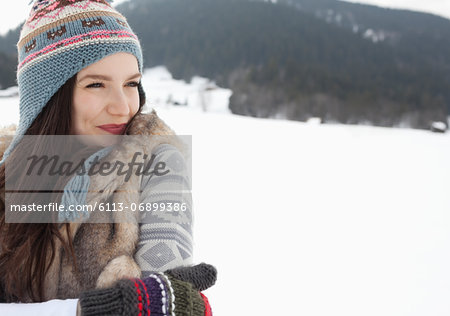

{"left": 0, "top": 0, "right": 215, "bottom": 314}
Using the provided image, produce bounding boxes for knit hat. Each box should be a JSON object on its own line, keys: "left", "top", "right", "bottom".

{"left": 0, "top": 0, "right": 143, "bottom": 166}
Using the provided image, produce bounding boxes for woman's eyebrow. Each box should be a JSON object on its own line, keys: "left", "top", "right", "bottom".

{"left": 78, "top": 74, "right": 111, "bottom": 82}
{"left": 127, "top": 73, "right": 142, "bottom": 80}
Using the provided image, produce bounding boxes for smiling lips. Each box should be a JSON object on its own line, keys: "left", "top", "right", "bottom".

{"left": 97, "top": 124, "right": 127, "bottom": 135}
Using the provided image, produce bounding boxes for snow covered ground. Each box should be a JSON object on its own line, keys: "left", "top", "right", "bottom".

{"left": 1, "top": 67, "right": 450, "bottom": 315}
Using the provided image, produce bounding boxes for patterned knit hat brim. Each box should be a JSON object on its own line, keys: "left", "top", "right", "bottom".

{"left": 0, "top": 0, "right": 143, "bottom": 166}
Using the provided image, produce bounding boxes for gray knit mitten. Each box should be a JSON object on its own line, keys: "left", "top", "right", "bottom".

{"left": 166, "top": 262, "right": 217, "bottom": 291}
{"left": 79, "top": 263, "right": 217, "bottom": 316}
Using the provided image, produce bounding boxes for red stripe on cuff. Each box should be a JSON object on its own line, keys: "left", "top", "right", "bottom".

{"left": 200, "top": 292, "right": 212, "bottom": 316}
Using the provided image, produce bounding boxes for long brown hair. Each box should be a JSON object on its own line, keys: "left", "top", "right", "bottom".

{"left": 0, "top": 75, "right": 145, "bottom": 302}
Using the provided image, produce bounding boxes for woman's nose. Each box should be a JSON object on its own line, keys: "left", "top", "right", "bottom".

{"left": 107, "top": 88, "right": 131, "bottom": 115}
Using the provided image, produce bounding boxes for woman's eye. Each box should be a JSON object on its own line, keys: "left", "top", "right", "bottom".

{"left": 126, "top": 81, "right": 139, "bottom": 87}
{"left": 86, "top": 82, "right": 104, "bottom": 88}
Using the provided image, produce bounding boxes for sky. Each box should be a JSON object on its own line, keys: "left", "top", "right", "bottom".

{"left": 342, "top": 0, "right": 450, "bottom": 19}
{"left": 0, "top": 0, "right": 449, "bottom": 35}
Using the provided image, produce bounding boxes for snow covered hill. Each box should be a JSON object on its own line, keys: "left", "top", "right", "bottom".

{"left": 1, "top": 67, "right": 450, "bottom": 315}
{"left": 140, "top": 66, "right": 232, "bottom": 114}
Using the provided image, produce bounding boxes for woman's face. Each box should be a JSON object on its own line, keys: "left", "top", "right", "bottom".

{"left": 71, "top": 52, "right": 141, "bottom": 136}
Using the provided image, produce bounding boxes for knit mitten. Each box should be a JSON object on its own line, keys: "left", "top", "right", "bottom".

{"left": 166, "top": 262, "right": 217, "bottom": 292}
{"left": 79, "top": 263, "right": 216, "bottom": 316}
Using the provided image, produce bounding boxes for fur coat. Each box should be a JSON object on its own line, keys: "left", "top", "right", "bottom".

{"left": 0, "top": 110, "right": 188, "bottom": 301}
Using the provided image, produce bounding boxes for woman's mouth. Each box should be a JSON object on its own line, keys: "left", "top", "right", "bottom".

{"left": 97, "top": 124, "right": 127, "bottom": 135}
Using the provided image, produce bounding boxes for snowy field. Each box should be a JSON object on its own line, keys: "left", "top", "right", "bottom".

{"left": 1, "top": 67, "right": 450, "bottom": 315}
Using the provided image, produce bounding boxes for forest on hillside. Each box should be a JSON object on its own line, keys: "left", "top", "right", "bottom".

{"left": 1, "top": 0, "right": 449, "bottom": 129}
